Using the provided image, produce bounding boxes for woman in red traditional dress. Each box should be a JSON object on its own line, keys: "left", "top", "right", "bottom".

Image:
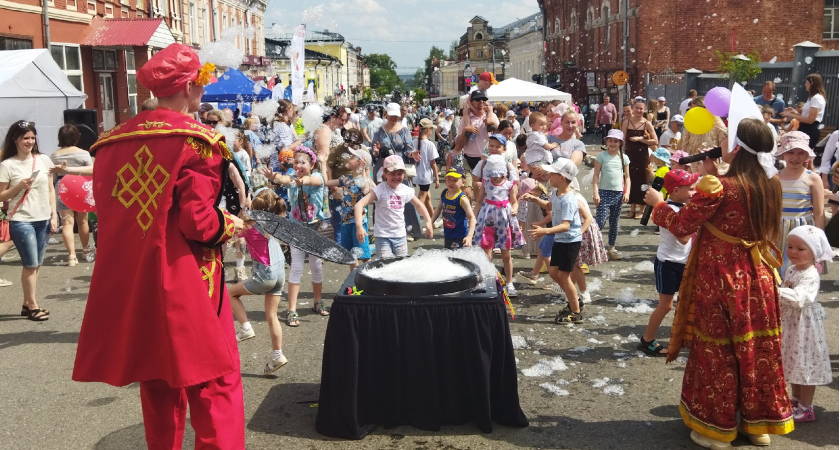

{"left": 644, "top": 118, "right": 793, "bottom": 449}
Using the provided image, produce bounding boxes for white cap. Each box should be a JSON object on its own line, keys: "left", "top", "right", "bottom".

{"left": 483, "top": 154, "right": 508, "bottom": 178}
{"left": 540, "top": 158, "right": 578, "bottom": 181}
{"left": 657, "top": 96, "right": 666, "bottom": 102}
{"left": 347, "top": 148, "right": 372, "bottom": 168}
{"left": 506, "top": 110, "right": 516, "bottom": 117}
{"left": 385, "top": 103, "right": 401, "bottom": 117}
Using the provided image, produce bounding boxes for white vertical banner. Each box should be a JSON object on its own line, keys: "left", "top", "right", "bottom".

{"left": 291, "top": 25, "right": 306, "bottom": 106}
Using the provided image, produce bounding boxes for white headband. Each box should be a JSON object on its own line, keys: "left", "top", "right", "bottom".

{"left": 735, "top": 137, "right": 777, "bottom": 179}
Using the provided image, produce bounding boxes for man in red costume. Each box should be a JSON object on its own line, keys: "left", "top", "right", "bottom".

{"left": 73, "top": 43, "right": 246, "bottom": 449}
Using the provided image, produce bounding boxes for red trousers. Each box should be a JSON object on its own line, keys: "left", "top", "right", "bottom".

{"left": 140, "top": 370, "right": 245, "bottom": 450}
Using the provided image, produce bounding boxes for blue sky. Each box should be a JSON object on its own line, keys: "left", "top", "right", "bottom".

{"left": 264, "top": 0, "right": 541, "bottom": 74}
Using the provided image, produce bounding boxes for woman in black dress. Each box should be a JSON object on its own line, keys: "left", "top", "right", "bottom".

{"left": 621, "top": 100, "right": 659, "bottom": 218}
{"left": 654, "top": 97, "right": 670, "bottom": 136}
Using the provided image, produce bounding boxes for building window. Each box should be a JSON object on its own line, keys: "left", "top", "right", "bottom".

{"left": 93, "top": 49, "right": 118, "bottom": 71}
{"left": 104, "top": 4, "right": 113, "bottom": 17}
{"left": 603, "top": 5, "right": 610, "bottom": 43}
{"left": 570, "top": 9, "right": 577, "bottom": 32}
{"left": 120, "top": 0, "right": 128, "bottom": 5}
{"left": 202, "top": 7, "right": 210, "bottom": 43}
{"left": 137, "top": 0, "right": 144, "bottom": 9}
{"left": 66, "top": 0, "right": 77, "bottom": 10}
{"left": 121, "top": 7, "right": 129, "bottom": 17}
{"left": 50, "top": 44, "right": 83, "bottom": 91}
{"left": 0, "top": 37, "right": 33, "bottom": 50}
{"left": 87, "top": 1, "right": 96, "bottom": 14}
{"left": 190, "top": 2, "right": 198, "bottom": 44}
{"left": 474, "top": 32, "right": 483, "bottom": 40}
{"left": 555, "top": 18, "right": 561, "bottom": 35}
{"left": 826, "top": 0, "right": 839, "bottom": 39}
{"left": 126, "top": 50, "right": 138, "bottom": 117}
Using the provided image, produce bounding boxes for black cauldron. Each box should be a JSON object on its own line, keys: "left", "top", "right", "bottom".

{"left": 354, "top": 257, "right": 482, "bottom": 296}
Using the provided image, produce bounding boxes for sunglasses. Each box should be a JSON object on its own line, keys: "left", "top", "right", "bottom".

{"left": 18, "top": 121, "right": 35, "bottom": 128}
{"left": 205, "top": 120, "right": 219, "bottom": 126}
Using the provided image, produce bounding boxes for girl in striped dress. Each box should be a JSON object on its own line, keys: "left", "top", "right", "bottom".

{"left": 777, "top": 132, "right": 824, "bottom": 272}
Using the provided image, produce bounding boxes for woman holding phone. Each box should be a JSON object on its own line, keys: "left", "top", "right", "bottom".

{"left": 0, "top": 121, "right": 57, "bottom": 321}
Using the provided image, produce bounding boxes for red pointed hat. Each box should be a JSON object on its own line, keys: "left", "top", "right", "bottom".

{"left": 137, "top": 43, "right": 210, "bottom": 98}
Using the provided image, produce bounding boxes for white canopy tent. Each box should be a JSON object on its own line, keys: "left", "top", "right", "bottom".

{"left": 486, "top": 77, "right": 573, "bottom": 104}
{"left": 0, "top": 49, "right": 88, "bottom": 154}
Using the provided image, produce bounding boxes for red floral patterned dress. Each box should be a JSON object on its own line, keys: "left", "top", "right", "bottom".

{"left": 652, "top": 175, "right": 793, "bottom": 442}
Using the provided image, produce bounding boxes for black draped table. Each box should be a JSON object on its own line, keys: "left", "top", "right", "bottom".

{"left": 315, "top": 271, "right": 529, "bottom": 439}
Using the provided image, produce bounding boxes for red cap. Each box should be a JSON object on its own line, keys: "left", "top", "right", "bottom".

{"left": 479, "top": 71, "right": 499, "bottom": 85}
{"left": 663, "top": 169, "right": 700, "bottom": 193}
{"left": 137, "top": 43, "right": 203, "bottom": 98}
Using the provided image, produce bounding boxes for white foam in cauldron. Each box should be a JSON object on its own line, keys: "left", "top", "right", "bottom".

{"left": 362, "top": 253, "right": 472, "bottom": 283}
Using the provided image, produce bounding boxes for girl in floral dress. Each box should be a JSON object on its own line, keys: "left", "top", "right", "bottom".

{"left": 644, "top": 118, "right": 792, "bottom": 449}
{"left": 472, "top": 153, "right": 524, "bottom": 296}
{"left": 779, "top": 225, "right": 834, "bottom": 423}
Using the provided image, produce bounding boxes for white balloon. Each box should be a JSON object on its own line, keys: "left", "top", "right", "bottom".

{"left": 301, "top": 104, "right": 324, "bottom": 133}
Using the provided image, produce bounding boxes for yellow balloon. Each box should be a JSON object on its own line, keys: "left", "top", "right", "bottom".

{"left": 684, "top": 107, "right": 715, "bottom": 135}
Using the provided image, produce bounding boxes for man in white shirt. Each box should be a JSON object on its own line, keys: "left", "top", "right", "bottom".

{"left": 818, "top": 129, "right": 838, "bottom": 191}
{"left": 506, "top": 110, "right": 521, "bottom": 138}
{"left": 658, "top": 115, "right": 684, "bottom": 149}
{"left": 520, "top": 103, "right": 532, "bottom": 134}
{"left": 679, "top": 89, "right": 697, "bottom": 116}
{"left": 360, "top": 106, "right": 383, "bottom": 145}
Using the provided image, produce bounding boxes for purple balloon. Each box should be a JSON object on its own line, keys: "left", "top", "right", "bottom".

{"left": 705, "top": 86, "right": 732, "bottom": 117}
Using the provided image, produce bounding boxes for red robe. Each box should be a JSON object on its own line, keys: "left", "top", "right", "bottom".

{"left": 73, "top": 110, "right": 239, "bottom": 388}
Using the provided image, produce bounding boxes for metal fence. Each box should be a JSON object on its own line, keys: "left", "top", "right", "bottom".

{"left": 813, "top": 51, "right": 838, "bottom": 128}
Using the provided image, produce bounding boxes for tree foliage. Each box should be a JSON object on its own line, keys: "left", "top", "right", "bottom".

{"left": 413, "top": 88, "right": 427, "bottom": 104}
{"left": 361, "top": 88, "right": 373, "bottom": 103}
{"left": 423, "top": 46, "right": 447, "bottom": 87}
{"left": 366, "top": 53, "right": 402, "bottom": 94}
{"left": 448, "top": 40, "right": 458, "bottom": 60}
{"left": 715, "top": 50, "right": 762, "bottom": 84}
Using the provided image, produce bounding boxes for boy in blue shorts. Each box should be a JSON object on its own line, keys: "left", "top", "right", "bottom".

{"left": 526, "top": 158, "right": 584, "bottom": 324}
{"left": 431, "top": 167, "right": 476, "bottom": 250}
{"left": 638, "top": 170, "right": 698, "bottom": 356}
{"left": 324, "top": 147, "right": 373, "bottom": 269}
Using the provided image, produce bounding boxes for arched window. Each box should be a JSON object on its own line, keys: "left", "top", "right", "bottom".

{"left": 474, "top": 32, "right": 483, "bottom": 40}
{"left": 603, "top": 3, "right": 610, "bottom": 43}
{"left": 570, "top": 9, "right": 577, "bottom": 32}
{"left": 555, "top": 18, "right": 561, "bottom": 36}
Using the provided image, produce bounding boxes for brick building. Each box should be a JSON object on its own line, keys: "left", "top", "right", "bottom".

{"left": 1, "top": 0, "right": 266, "bottom": 135}
{"left": 540, "top": 0, "right": 838, "bottom": 106}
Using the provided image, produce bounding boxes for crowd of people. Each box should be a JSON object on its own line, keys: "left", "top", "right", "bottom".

{"left": 0, "top": 41, "right": 836, "bottom": 450}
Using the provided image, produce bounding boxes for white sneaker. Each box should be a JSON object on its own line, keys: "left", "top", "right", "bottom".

{"left": 234, "top": 266, "right": 249, "bottom": 282}
{"left": 520, "top": 249, "right": 530, "bottom": 259}
{"left": 406, "top": 235, "right": 415, "bottom": 242}
{"left": 579, "top": 290, "right": 591, "bottom": 306}
{"left": 236, "top": 328, "right": 255, "bottom": 342}
{"left": 506, "top": 284, "right": 518, "bottom": 297}
{"left": 264, "top": 354, "right": 289, "bottom": 374}
{"left": 607, "top": 248, "right": 623, "bottom": 261}
{"left": 516, "top": 271, "right": 538, "bottom": 284}
{"left": 434, "top": 218, "right": 443, "bottom": 229}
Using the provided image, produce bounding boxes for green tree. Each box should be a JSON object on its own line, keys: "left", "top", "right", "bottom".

{"left": 361, "top": 88, "right": 373, "bottom": 103}
{"left": 448, "top": 40, "right": 458, "bottom": 60}
{"left": 423, "top": 46, "right": 447, "bottom": 86}
{"left": 366, "top": 53, "right": 403, "bottom": 94}
{"left": 715, "top": 50, "right": 762, "bottom": 84}
{"left": 413, "top": 88, "right": 428, "bottom": 104}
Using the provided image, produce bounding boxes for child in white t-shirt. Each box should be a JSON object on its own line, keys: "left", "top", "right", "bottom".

{"left": 638, "top": 170, "right": 698, "bottom": 356}
{"left": 414, "top": 119, "right": 440, "bottom": 226}
{"left": 354, "top": 155, "right": 433, "bottom": 258}
{"left": 523, "top": 112, "right": 558, "bottom": 170}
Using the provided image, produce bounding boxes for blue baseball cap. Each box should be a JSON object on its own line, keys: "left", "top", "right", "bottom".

{"left": 445, "top": 166, "right": 466, "bottom": 178}
{"left": 653, "top": 147, "right": 672, "bottom": 165}
{"left": 489, "top": 133, "right": 507, "bottom": 146}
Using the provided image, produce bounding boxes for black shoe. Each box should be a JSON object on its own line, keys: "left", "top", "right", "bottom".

{"left": 554, "top": 306, "right": 584, "bottom": 324}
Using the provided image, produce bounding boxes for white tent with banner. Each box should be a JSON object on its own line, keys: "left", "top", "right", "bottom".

{"left": 486, "top": 77, "right": 573, "bottom": 104}
{"left": 0, "top": 49, "right": 88, "bottom": 154}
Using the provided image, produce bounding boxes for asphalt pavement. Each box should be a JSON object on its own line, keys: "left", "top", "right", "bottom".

{"left": 0, "top": 158, "right": 837, "bottom": 450}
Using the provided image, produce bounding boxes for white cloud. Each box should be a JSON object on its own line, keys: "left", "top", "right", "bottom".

{"left": 263, "top": 0, "right": 541, "bottom": 72}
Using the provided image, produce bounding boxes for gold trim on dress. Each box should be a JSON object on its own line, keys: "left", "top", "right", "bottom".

{"left": 111, "top": 145, "right": 171, "bottom": 232}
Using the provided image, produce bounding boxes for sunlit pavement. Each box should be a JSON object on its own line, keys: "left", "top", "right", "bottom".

{"left": 0, "top": 162, "right": 836, "bottom": 449}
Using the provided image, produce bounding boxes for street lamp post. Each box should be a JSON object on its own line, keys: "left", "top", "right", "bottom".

{"left": 463, "top": 60, "right": 471, "bottom": 94}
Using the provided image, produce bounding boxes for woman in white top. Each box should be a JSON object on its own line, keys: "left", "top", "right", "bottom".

{"left": 783, "top": 74, "right": 826, "bottom": 149}
{"left": 49, "top": 124, "right": 94, "bottom": 266}
{"left": 0, "top": 121, "right": 57, "bottom": 321}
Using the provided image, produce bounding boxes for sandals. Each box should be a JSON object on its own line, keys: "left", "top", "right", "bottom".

{"left": 68, "top": 255, "right": 78, "bottom": 267}
{"left": 625, "top": 209, "right": 636, "bottom": 219}
{"left": 285, "top": 311, "right": 300, "bottom": 327}
{"left": 634, "top": 212, "right": 644, "bottom": 220}
{"left": 637, "top": 338, "right": 668, "bottom": 357}
{"left": 25, "top": 308, "right": 49, "bottom": 321}
{"left": 21, "top": 305, "right": 49, "bottom": 317}
{"left": 313, "top": 301, "right": 330, "bottom": 316}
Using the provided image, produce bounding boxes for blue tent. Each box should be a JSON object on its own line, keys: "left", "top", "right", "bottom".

{"left": 201, "top": 68, "right": 271, "bottom": 102}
